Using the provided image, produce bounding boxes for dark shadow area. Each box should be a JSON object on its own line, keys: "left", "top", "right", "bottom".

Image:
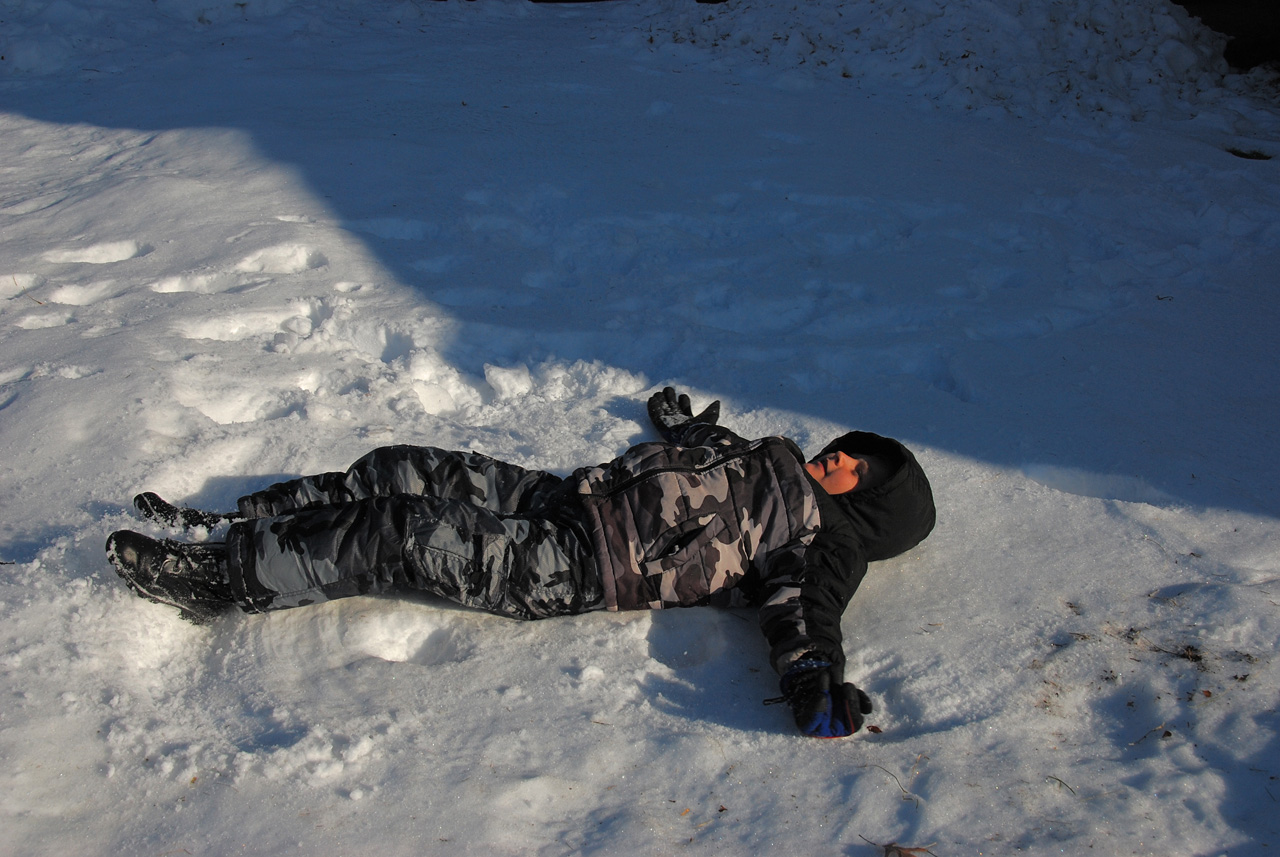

{"left": 1172, "top": 0, "right": 1280, "bottom": 68}
{"left": 3, "top": 7, "right": 1278, "bottom": 523}
{"left": 179, "top": 473, "right": 299, "bottom": 514}
{"left": 641, "top": 608, "right": 784, "bottom": 733}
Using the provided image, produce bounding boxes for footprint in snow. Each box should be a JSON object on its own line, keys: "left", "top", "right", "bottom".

{"left": 15, "top": 311, "right": 75, "bottom": 329}
{"left": 175, "top": 306, "right": 311, "bottom": 342}
{"left": 41, "top": 240, "right": 151, "bottom": 264}
{"left": 151, "top": 272, "right": 227, "bottom": 294}
{"left": 44, "top": 281, "right": 125, "bottom": 305}
{"left": 234, "top": 244, "right": 328, "bottom": 274}
{"left": 0, "top": 273, "right": 44, "bottom": 299}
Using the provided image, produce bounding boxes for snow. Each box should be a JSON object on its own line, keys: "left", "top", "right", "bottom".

{"left": 2, "top": 0, "right": 1279, "bottom": 853}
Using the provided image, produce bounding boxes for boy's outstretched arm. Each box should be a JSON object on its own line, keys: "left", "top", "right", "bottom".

{"left": 758, "top": 518, "right": 873, "bottom": 738}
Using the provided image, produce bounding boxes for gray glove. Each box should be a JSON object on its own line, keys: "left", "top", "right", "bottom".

{"left": 647, "top": 386, "right": 720, "bottom": 442}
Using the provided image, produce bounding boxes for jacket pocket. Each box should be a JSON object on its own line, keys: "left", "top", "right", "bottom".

{"left": 640, "top": 515, "right": 730, "bottom": 607}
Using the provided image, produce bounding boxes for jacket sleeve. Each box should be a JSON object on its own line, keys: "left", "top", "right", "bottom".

{"left": 756, "top": 488, "right": 868, "bottom": 674}
{"left": 665, "top": 420, "right": 746, "bottom": 450}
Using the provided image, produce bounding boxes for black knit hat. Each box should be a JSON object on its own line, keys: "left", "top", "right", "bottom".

{"left": 817, "top": 431, "right": 936, "bottom": 562}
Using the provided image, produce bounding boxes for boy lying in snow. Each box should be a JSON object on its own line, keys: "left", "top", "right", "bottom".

{"left": 107, "top": 388, "right": 936, "bottom": 738}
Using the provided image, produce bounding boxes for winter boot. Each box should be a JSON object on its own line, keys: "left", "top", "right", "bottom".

{"left": 106, "top": 530, "right": 234, "bottom": 624}
{"left": 133, "top": 492, "right": 243, "bottom": 530}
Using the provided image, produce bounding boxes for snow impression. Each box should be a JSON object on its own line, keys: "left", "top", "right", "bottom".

{"left": 2, "top": 0, "right": 1279, "bottom": 854}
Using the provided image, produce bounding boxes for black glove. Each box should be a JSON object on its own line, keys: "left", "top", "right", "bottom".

{"left": 647, "top": 386, "right": 720, "bottom": 442}
{"left": 134, "top": 492, "right": 241, "bottom": 530}
{"left": 777, "top": 656, "right": 873, "bottom": 738}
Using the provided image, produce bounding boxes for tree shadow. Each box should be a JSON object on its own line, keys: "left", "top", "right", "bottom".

{"left": 4, "top": 7, "right": 1278, "bottom": 521}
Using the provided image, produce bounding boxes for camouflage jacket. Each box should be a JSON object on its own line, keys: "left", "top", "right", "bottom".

{"left": 573, "top": 423, "right": 866, "bottom": 674}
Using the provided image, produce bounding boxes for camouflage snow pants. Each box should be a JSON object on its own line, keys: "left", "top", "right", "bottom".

{"left": 224, "top": 446, "right": 603, "bottom": 619}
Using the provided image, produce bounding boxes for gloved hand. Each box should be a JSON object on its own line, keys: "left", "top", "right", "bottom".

{"left": 777, "top": 656, "right": 873, "bottom": 738}
{"left": 647, "top": 386, "right": 720, "bottom": 442}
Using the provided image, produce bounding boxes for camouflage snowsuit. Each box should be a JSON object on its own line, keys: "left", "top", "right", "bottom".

{"left": 226, "top": 445, "right": 602, "bottom": 618}
{"left": 227, "top": 424, "right": 860, "bottom": 673}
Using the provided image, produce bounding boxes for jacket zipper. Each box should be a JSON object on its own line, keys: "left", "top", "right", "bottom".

{"left": 588, "top": 439, "right": 790, "bottom": 499}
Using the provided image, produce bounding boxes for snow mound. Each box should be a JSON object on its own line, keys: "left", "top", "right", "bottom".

{"left": 621, "top": 0, "right": 1244, "bottom": 123}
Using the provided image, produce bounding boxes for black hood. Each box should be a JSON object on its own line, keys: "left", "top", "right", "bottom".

{"left": 816, "top": 431, "right": 936, "bottom": 562}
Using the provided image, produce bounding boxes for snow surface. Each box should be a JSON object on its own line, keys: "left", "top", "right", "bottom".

{"left": 2, "top": 0, "right": 1280, "bottom": 854}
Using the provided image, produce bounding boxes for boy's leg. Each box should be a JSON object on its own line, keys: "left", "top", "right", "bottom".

{"left": 227, "top": 494, "right": 601, "bottom": 619}
{"left": 133, "top": 492, "right": 243, "bottom": 529}
{"left": 236, "top": 446, "right": 564, "bottom": 518}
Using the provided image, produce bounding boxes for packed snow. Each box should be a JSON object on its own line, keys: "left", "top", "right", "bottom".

{"left": 2, "top": 0, "right": 1279, "bottom": 854}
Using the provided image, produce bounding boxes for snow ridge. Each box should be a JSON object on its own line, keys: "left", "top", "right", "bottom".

{"left": 618, "top": 0, "right": 1270, "bottom": 125}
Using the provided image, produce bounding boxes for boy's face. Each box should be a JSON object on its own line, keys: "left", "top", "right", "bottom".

{"left": 805, "top": 451, "right": 887, "bottom": 495}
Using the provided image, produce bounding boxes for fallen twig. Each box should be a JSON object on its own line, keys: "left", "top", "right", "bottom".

{"left": 1045, "top": 775, "right": 1076, "bottom": 794}
{"left": 11, "top": 275, "right": 43, "bottom": 305}
{"left": 859, "top": 763, "right": 920, "bottom": 808}
{"left": 1131, "top": 723, "right": 1169, "bottom": 745}
{"left": 859, "top": 835, "right": 938, "bottom": 856}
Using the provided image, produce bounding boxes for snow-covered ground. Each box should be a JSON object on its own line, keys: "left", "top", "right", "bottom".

{"left": 2, "top": 0, "right": 1279, "bottom": 854}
